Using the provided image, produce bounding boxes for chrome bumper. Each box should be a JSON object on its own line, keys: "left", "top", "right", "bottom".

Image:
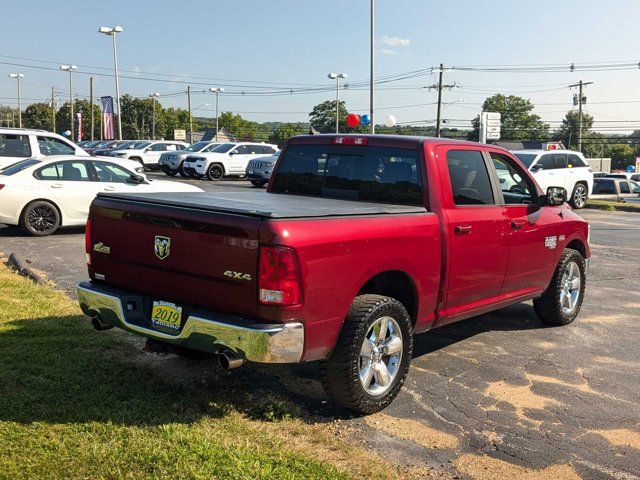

{"left": 77, "top": 282, "right": 304, "bottom": 363}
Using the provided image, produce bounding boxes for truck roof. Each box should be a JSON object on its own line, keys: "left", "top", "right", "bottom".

{"left": 288, "top": 134, "right": 491, "bottom": 149}
{"left": 97, "top": 191, "right": 427, "bottom": 219}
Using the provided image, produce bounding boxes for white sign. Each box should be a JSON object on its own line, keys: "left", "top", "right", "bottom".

{"left": 174, "top": 129, "right": 186, "bottom": 141}
{"left": 484, "top": 112, "right": 501, "bottom": 120}
{"left": 480, "top": 112, "right": 501, "bottom": 143}
{"left": 486, "top": 132, "right": 501, "bottom": 140}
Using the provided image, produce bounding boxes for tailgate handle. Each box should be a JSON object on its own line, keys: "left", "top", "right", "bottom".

{"left": 511, "top": 220, "right": 526, "bottom": 230}
{"left": 454, "top": 225, "right": 472, "bottom": 235}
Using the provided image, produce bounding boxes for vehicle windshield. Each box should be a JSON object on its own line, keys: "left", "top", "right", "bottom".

{"left": 0, "top": 159, "right": 41, "bottom": 176}
{"left": 212, "top": 143, "right": 236, "bottom": 153}
{"left": 513, "top": 153, "right": 538, "bottom": 168}
{"left": 186, "top": 141, "right": 209, "bottom": 152}
{"left": 112, "top": 141, "right": 135, "bottom": 150}
{"left": 130, "top": 141, "right": 151, "bottom": 149}
{"left": 271, "top": 144, "right": 423, "bottom": 206}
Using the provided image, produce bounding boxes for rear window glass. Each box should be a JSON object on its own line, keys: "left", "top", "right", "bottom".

{"left": 0, "top": 134, "right": 32, "bottom": 157}
{"left": 271, "top": 144, "right": 423, "bottom": 206}
{"left": 513, "top": 153, "right": 537, "bottom": 168}
{"left": 0, "top": 159, "right": 40, "bottom": 175}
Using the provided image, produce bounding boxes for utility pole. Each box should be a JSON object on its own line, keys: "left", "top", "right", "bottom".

{"left": 568, "top": 80, "right": 593, "bottom": 152}
{"left": 426, "top": 64, "right": 457, "bottom": 137}
{"left": 187, "top": 85, "right": 193, "bottom": 142}
{"left": 370, "top": 0, "right": 375, "bottom": 134}
{"left": 51, "top": 87, "right": 56, "bottom": 131}
{"left": 89, "top": 77, "right": 94, "bottom": 140}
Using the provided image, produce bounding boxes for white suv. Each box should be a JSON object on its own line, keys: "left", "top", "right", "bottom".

{"left": 108, "top": 140, "right": 189, "bottom": 169}
{"left": 0, "top": 128, "right": 88, "bottom": 169}
{"left": 158, "top": 141, "right": 221, "bottom": 177}
{"left": 183, "top": 142, "right": 278, "bottom": 180}
{"left": 512, "top": 149, "right": 594, "bottom": 208}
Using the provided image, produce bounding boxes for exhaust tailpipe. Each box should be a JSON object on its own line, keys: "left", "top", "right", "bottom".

{"left": 218, "top": 350, "right": 244, "bottom": 369}
{"left": 91, "top": 316, "right": 113, "bottom": 331}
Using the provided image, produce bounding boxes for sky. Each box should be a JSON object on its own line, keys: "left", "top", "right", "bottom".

{"left": 1, "top": 0, "right": 640, "bottom": 134}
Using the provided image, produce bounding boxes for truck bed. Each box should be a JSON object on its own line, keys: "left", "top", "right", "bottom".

{"left": 97, "top": 191, "right": 427, "bottom": 218}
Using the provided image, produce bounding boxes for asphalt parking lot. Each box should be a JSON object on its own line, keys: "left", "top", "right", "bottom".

{"left": 1, "top": 179, "right": 639, "bottom": 479}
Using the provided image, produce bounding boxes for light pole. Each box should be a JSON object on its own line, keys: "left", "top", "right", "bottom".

{"left": 99, "top": 26, "right": 124, "bottom": 140}
{"left": 209, "top": 88, "right": 224, "bottom": 141}
{"left": 60, "top": 65, "right": 77, "bottom": 139}
{"left": 149, "top": 92, "right": 160, "bottom": 140}
{"left": 327, "top": 73, "right": 347, "bottom": 133}
{"left": 8, "top": 73, "right": 24, "bottom": 128}
{"left": 370, "top": 0, "right": 375, "bottom": 134}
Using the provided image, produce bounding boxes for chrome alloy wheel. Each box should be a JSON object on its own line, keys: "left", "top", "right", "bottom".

{"left": 573, "top": 184, "right": 587, "bottom": 208}
{"left": 359, "top": 316, "right": 403, "bottom": 396}
{"left": 560, "top": 261, "right": 581, "bottom": 315}
{"left": 27, "top": 204, "right": 57, "bottom": 234}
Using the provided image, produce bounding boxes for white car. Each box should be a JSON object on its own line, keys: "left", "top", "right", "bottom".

{"left": 108, "top": 140, "right": 189, "bottom": 169}
{"left": 0, "top": 127, "right": 88, "bottom": 169}
{"left": 158, "top": 141, "right": 222, "bottom": 177}
{"left": 512, "top": 149, "right": 594, "bottom": 208}
{"left": 0, "top": 156, "right": 203, "bottom": 236}
{"left": 183, "top": 142, "right": 278, "bottom": 180}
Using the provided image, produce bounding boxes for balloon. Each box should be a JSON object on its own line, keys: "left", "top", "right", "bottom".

{"left": 627, "top": 165, "right": 636, "bottom": 172}
{"left": 63, "top": 130, "right": 71, "bottom": 137}
{"left": 384, "top": 115, "right": 397, "bottom": 128}
{"left": 360, "top": 114, "right": 371, "bottom": 126}
{"left": 346, "top": 113, "right": 360, "bottom": 128}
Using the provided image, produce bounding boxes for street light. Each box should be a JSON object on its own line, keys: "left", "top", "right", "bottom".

{"left": 60, "top": 65, "right": 77, "bottom": 139}
{"left": 99, "top": 25, "right": 124, "bottom": 140}
{"left": 209, "top": 87, "right": 224, "bottom": 141}
{"left": 8, "top": 73, "right": 24, "bottom": 128}
{"left": 149, "top": 92, "right": 160, "bottom": 140}
{"left": 327, "top": 73, "right": 347, "bottom": 134}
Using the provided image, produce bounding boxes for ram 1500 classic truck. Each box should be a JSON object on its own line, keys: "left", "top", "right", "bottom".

{"left": 78, "top": 134, "right": 590, "bottom": 413}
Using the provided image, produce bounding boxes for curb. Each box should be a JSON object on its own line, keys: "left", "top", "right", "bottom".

{"left": 6, "top": 253, "right": 47, "bottom": 284}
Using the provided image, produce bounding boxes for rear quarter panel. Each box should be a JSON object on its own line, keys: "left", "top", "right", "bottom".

{"left": 260, "top": 212, "right": 442, "bottom": 361}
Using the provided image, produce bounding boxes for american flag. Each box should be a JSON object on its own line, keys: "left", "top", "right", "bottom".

{"left": 76, "top": 112, "right": 82, "bottom": 142}
{"left": 101, "top": 96, "right": 115, "bottom": 140}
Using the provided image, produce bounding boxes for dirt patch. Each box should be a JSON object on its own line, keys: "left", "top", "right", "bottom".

{"left": 484, "top": 380, "right": 560, "bottom": 422}
{"left": 364, "top": 412, "right": 459, "bottom": 450}
{"left": 597, "top": 428, "right": 640, "bottom": 450}
{"left": 580, "top": 314, "right": 625, "bottom": 324}
{"left": 454, "top": 454, "right": 581, "bottom": 480}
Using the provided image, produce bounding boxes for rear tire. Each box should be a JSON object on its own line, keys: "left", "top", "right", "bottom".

{"left": 321, "top": 294, "right": 413, "bottom": 414}
{"left": 570, "top": 182, "right": 588, "bottom": 209}
{"left": 178, "top": 162, "right": 189, "bottom": 178}
{"left": 20, "top": 200, "right": 60, "bottom": 236}
{"left": 207, "top": 163, "right": 225, "bottom": 181}
{"left": 251, "top": 180, "right": 267, "bottom": 187}
{"left": 533, "top": 248, "right": 586, "bottom": 326}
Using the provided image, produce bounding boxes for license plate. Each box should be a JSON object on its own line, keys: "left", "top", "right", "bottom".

{"left": 151, "top": 301, "right": 183, "bottom": 330}
{"left": 248, "top": 169, "right": 254, "bottom": 174}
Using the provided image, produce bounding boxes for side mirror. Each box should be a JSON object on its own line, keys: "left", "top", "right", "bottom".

{"left": 530, "top": 164, "right": 543, "bottom": 172}
{"left": 541, "top": 186, "right": 567, "bottom": 206}
{"left": 127, "top": 174, "right": 145, "bottom": 185}
{"left": 229, "top": 151, "right": 236, "bottom": 155}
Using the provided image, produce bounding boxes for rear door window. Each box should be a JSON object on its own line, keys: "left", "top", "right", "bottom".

{"left": 0, "top": 134, "right": 31, "bottom": 157}
{"left": 620, "top": 181, "right": 631, "bottom": 194}
{"left": 446, "top": 150, "right": 495, "bottom": 205}
{"left": 272, "top": 144, "right": 423, "bottom": 205}
{"left": 568, "top": 154, "right": 586, "bottom": 168}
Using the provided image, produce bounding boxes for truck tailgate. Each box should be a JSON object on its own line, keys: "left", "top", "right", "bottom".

{"left": 88, "top": 195, "right": 261, "bottom": 318}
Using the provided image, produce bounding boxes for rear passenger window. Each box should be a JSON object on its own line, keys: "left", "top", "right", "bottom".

{"left": 568, "top": 154, "right": 586, "bottom": 168}
{"left": 446, "top": 150, "right": 495, "bottom": 205}
{"left": 593, "top": 180, "right": 615, "bottom": 194}
{"left": 0, "top": 134, "right": 31, "bottom": 157}
{"left": 620, "top": 182, "right": 631, "bottom": 194}
{"left": 58, "top": 161, "right": 90, "bottom": 181}
{"left": 36, "top": 164, "right": 61, "bottom": 180}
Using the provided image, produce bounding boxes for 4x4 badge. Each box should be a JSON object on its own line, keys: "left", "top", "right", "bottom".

{"left": 154, "top": 236, "right": 171, "bottom": 260}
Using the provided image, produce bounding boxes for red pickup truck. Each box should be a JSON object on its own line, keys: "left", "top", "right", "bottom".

{"left": 78, "top": 135, "right": 590, "bottom": 413}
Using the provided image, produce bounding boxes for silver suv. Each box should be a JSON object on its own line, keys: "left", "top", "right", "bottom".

{"left": 246, "top": 154, "right": 279, "bottom": 187}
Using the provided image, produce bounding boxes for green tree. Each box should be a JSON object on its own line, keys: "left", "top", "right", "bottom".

{"left": 470, "top": 94, "right": 549, "bottom": 141}
{"left": 555, "top": 110, "right": 594, "bottom": 151}
{"left": 0, "top": 106, "right": 20, "bottom": 127}
{"left": 218, "top": 112, "right": 261, "bottom": 140}
{"left": 56, "top": 100, "right": 101, "bottom": 140}
{"left": 268, "top": 123, "right": 305, "bottom": 148}
{"left": 120, "top": 94, "right": 154, "bottom": 139}
{"left": 309, "top": 100, "right": 348, "bottom": 133}
{"left": 607, "top": 143, "right": 634, "bottom": 170}
{"left": 24, "top": 102, "right": 55, "bottom": 131}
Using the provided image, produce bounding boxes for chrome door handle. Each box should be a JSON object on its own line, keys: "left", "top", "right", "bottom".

{"left": 103, "top": 186, "right": 116, "bottom": 191}
{"left": 455, "top": 225, "right": 472, "bottom": 235}
{"left": 50, "top": 183, "right": 63, "bottom": 189}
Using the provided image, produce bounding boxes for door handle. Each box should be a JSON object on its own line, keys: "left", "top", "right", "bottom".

{"left": 103, "top": 186, "right": 116, "bottom": 191}
{"left": 511, "top": 220, "right": 526, "bottom": 230}
{"left": 454, "top": 225, "right": 472, "bottom": 235}
{"left": 50, "top": 183, "right": 63, "bottom": 189}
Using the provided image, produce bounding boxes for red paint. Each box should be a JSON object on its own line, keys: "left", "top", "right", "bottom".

{"left": 86, "top": 135, "right": 590, "bottom": 362}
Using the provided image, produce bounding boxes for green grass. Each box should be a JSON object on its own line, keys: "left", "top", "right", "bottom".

{"left": 586, "top": 199, "right": 640, "bottom": 212}
{"left": 0, "top": 265, "right": 397, "bottom": 480}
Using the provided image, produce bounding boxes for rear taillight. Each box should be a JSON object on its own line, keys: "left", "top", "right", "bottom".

{"left": 0, "top": 184, "right": 5, "bottom": 190}
{"left": 258, "top": 246, "right": 301, "bottom": 306}
{"left": 85, "top": 218, "right": 92, "bottom": 266}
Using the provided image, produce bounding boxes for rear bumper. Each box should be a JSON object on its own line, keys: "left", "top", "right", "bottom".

{"left": 77, "top": 281, "right": 304, "bottom": 363}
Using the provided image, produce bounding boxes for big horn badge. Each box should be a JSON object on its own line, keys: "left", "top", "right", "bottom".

{"left": 154, "top": 236, "right": 171, "bottom": 260}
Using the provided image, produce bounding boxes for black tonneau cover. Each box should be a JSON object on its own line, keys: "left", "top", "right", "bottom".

{"left": 97, "top": 191, "right": 427, "bottom": 218}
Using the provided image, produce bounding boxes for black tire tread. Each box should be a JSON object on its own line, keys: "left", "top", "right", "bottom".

{"left": 533, "top": 248, "right": 586, "bottom": 326}
{"left": 321, "top": 294, "right": 413, "bottom": 414}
